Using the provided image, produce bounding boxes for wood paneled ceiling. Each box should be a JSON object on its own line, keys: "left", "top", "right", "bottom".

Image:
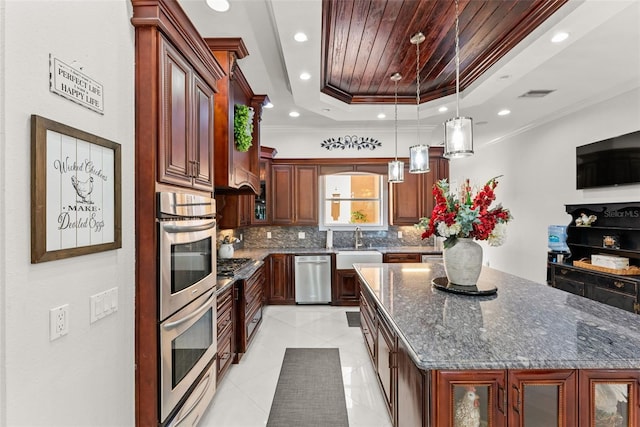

{"left": 321, "top": 0, "right": 568, "bottom": 105}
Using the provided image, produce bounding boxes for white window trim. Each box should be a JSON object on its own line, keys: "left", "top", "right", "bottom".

{"left": 318, "top": 173, "right": 389, "bottom": 231}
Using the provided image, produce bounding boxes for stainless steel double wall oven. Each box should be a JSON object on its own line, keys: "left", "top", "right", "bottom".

{"left": 157, "top": 191, "right": 217, "bottom": 425}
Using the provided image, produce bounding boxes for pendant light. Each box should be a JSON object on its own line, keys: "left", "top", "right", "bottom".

{"left": 444, "top": 0, "right": 474, "bottom": 159}
{"left": 388, "top": 72, "right": 404, "bottom": 183}
{"left": 409, "top": 32, "right": 430, "bottom": 174}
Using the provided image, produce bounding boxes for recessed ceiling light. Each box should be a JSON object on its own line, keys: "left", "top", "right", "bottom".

{"left": 498, "top": 109, "right": 511, "bottom": 116}
{"left": 299, "top": 72, "right": 311, "bottom": 80}
{"left": 498, "top": 74, "right": 511, "bottom": 80}
{"left": 294, "top": 32, "right": 308, "bottom": 42}
{"left": 377, "top": 113, "right": 386, "bottom": 119}
{"left": 551, "top": 32, "right": 569, "bottom": 43}
{"left": 438, "top": 106, "right": 448, "bottom": 113}
{"left": 321, "top": 108, "right": 330, "bottom": 112}
{"left": 264, "top": 101, "right": 274, "bottom": 109}
{"left": 206, "top": 0, "right": 230, "bottom": 12}
{"left": 289, "top": 111, "right": 300, "bottom": 118}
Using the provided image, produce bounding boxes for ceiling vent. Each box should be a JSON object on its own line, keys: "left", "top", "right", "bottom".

{"left": 519, "top": 89, "right": 556, "bottom": 98}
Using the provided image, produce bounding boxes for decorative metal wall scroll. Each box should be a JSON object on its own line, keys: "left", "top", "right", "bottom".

{"left": 321, "top": 135, "right": 381, "bottom": 151}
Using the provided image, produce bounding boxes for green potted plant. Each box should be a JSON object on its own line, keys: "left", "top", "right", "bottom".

{"left": 234, "top": 104, "right": 254, "bottom": 152}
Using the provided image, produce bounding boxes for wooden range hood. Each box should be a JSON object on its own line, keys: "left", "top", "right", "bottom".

{"left": 206, "top": 37, "right": 268, "bottom": 195}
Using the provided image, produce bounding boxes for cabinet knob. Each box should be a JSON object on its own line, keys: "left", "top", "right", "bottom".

{"left": 613, "top": 281, "right": 625, "bottom": 288}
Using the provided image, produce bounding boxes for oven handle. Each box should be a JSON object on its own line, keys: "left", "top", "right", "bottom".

{"left": 162, "top": 220, "right": 216, "bottom": 234}
{"left": 162, "top": 293, "right": 215, "bottom": 330}
{"left": 168, "top": 365, "right": 214, "bottom": 426}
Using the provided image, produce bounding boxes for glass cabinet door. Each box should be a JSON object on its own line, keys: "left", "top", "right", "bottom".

{"left": 435, "top": 370, "right": 507, "bottom": 427}
{"left": 579, "top": 370, "right": 640, "bottom": 427}
{"left": 508, "top": 370, "right": 577, "bottom": 427}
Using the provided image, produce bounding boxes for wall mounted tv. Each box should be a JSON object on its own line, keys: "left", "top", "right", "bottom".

{"left": 576, "top": 130, "right": 640, "bottom": 189}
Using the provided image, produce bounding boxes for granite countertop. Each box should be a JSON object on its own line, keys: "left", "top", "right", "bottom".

{"left": 355, "top": 262, "right": 640, "bottom": 371}
{"left": 232, "top": 245, "right": 442, "bottom": 259}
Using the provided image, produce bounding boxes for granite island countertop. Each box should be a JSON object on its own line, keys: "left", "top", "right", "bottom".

{"left": 355, "top": 262, "right": 640, "bottom": 371}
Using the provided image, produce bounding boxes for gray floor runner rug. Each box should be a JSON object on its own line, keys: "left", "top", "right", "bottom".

{"left": 266, "top": 348, "right": 349, "bottom": 427}
{"left": 346, "top": 311, "right": 361, "bottom": 327}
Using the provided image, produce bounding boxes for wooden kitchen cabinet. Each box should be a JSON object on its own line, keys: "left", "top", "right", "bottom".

{"left": 397, "top": 340, "right": 428, "bottom": 427}
{"left": 206, "top": 38, "right": 267, "bottom": 194}
{"left": 158, "top": 36, "right": 215, "bottom": 191}
{"left": 251, "top": 146, "right": 276, "bottom": 225}
{"left": 215, "top": 193, "right": 252, "bottom": 229}
{"left": 434, "top": 369, "right": 579, "bottom": 427}
{"left": 390, "top": 149, "right": 449, "bottom": 225}
{"left": 578, "top": 370, "right": 640, "bottom": 427}
{"left": 236, "top": 264, "right": 265, "bottom": 362}
{"left": 377, "top": 309, "right": 397, "bottom": 420}
{"left": 216, "top": 285, "right": 236, "bottom": 384}
{"left": 384, "top": 253, "right": 422, "bottom": 263}
{"left": 334, "top": 269, "right": 359, "bottom": 306}
{"left": 271, "top": 163, "right": 318, "bottom": 225}
{"left": 266, "top": 254, "right": 295, "bottom": 304}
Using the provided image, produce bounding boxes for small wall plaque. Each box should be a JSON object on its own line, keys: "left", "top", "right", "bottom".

{"left": 49, "top": 54, "right": 104, "bottom": 114}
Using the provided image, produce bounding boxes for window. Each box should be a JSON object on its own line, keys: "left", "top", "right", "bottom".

{"left": 319, "top": 173, "right": 388, "bottom": 230}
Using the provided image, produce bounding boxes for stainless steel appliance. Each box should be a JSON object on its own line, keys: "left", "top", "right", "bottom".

{"left": 294, "top": 255, "right": 331, "bottom": 304}
{"left": 158, "top": 192, "right": 216, "bottom": 321}
{"left": 421, "top": 254, "right": 443, "bottom": 263}
{"left": 157, "top": 191, "right": 217, "bottom": 424}
{"left": 160, "top": 289, "right": 217, "bottom": 423}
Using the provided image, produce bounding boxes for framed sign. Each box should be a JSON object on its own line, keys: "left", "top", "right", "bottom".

{"left": 31, "top": 115, "right": 122, "bottom": 263}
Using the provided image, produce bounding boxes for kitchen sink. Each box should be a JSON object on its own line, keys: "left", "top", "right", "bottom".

{"left": 336, "top": 250, "right": 382, "bottom": 269}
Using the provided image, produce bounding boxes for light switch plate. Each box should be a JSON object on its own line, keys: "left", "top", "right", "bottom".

{"left": 397, "top": 231, "right": 403, "bottom": 239}
{"left": 298, "top": 232, "right": 305, "bottom": 239}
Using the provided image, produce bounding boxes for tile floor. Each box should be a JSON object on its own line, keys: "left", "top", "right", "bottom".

{"left": 198, "top": 305, "right": 393, "bottom": 427}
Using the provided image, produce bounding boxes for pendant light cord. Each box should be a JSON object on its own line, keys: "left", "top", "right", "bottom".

{"left": 455, "top": 0, "right": 460, "bottom": 118}
{"left": 415, "top": 35, "right": 421, "bottom": 143}
{"left": 394, "top": 77, "right": 399, "bottom": 160}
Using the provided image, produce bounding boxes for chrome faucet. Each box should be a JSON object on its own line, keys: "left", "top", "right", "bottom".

{"left": 355, "top": 226, "right": 364, "bottom": 249}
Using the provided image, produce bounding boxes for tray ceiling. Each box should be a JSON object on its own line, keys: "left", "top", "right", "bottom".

{"left": 321, "top": 0, "right": 568, "bottom": 105}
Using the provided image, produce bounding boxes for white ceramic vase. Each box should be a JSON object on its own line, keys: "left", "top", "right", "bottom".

{"left": 443, "top": 238, "right": 483, "bottom": 286}
{"left": 218, "top": 243, "right": 234, "bottom": 259}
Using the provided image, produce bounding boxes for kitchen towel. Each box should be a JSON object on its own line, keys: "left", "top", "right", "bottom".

{"left": 266, "top": 348, "right": 348, "bottom": 427}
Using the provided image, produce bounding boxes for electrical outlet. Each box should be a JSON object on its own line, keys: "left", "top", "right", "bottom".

{"left": 298, "top": 232, "right": 305, "bottom": 239}
{"left": 50, "top": 304, "right": 69, "bottom": 341}
{"left": 267, "top": 231, "right": 272, "bottom": 239}
{"left": 397, "top": 231, "right": 403, "bottom": 239}
{"left": 239, "top": 233, "right": 243, "bottom": 241}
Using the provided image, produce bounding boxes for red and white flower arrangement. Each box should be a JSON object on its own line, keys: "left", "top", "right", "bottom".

{"left": 417, "top": 177, "right": 513, "bottom": 249}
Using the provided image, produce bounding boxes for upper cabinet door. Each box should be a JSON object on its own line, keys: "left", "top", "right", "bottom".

{"left": 192, "top": 74, "right": 215, "bottom": 191}
{"left": 158, "top": 37, "right": 215, "bottom": 191}
{"left": 294, "top": 165, "right": 318, "bottom": 225}
{"left": 271, "top": 164, "right": 294, "bottom": 224}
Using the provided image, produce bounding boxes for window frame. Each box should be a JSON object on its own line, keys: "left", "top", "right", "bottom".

{"left": 318, "top": 173, "right": 389, "bottom": 231}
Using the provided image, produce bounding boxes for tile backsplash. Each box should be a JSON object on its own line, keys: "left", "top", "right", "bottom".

{"left": 218, "top": 225, "right": 434, "bottom": 250}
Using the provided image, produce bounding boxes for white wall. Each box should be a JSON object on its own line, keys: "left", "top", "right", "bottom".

{"left": 449, "top": 88, "right": 640, "bottom": 283}
{"left": 0, "top": 1, "right": 135, "bottom": 426}
{"left": 263, "top": 125, "right": 439, "bottom": 159}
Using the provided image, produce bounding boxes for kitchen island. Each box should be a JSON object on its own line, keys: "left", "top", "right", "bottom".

{"left": 355, "top": 262, "right": 640, "bottom": 427}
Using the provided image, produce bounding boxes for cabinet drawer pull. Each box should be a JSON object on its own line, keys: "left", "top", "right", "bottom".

{"left": 560, "top": 269, "right": 568, "bottom": 275}
{"left": 613, "top": 281, "right": 625, "bottom": 288}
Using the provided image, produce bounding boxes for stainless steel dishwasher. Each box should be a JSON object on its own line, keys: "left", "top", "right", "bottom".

{"left": 294, "top": 255, "right": 332, "bottom": 304}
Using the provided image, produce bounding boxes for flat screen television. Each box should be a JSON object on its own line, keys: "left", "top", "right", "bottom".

{"left": 576, "top": 130, "right": 640, "bottom": 189}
